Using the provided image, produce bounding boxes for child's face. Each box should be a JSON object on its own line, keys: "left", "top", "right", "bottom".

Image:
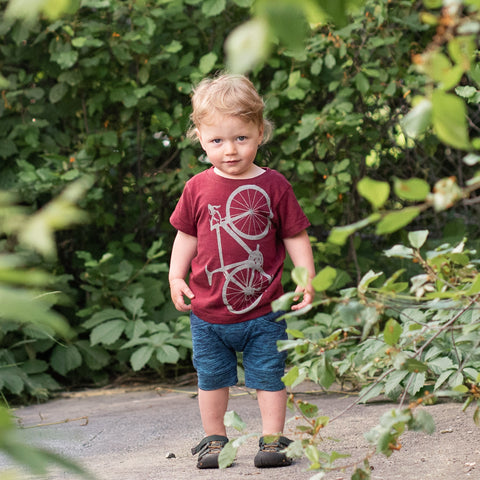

{"left": 196, "top": 113, "right": 264, "bottom": 179}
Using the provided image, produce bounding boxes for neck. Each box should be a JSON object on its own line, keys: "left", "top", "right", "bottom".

{"left": 213, "top": 165, "right": 265, "bottom": 180}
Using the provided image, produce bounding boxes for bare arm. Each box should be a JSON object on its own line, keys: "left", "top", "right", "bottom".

{"left": 283, "top": 229, "right": 315, "bottom": 310}
{"left": 169, "top": 231, "right": 198, "bottom": 312}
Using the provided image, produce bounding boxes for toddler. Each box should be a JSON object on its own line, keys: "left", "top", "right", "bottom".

{"left": 169, "top": 73, "right": 315, "bottom": 469}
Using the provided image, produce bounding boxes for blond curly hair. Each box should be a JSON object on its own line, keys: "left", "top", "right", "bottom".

{"left": 187, "top": 73, "right": 273, "bottom": 145}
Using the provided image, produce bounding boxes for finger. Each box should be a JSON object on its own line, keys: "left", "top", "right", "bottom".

{"left": 183, "top": 287, "right": 195, "bottom": 300}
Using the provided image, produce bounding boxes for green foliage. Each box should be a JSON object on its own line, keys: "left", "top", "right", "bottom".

{"left": 70, "top": 238, "right": 192, "bottom": 376}
{"left": 0, "top": 0, "right": 255, "bottom": 400}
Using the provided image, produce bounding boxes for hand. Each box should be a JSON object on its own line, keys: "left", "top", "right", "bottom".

{"left": 169, "top": 278, "right": 195, "bottom": 312}
{"left": 291, "top": 283, "right": 314, "bottom": 311}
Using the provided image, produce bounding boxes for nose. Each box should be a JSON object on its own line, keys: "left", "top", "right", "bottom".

{"left": 225, "top": 141, "right": 237, "bottom": 154}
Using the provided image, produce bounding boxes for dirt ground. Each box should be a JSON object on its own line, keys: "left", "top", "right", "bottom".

{"left": 2, "top": 381, "right": 479, "bottom": 480}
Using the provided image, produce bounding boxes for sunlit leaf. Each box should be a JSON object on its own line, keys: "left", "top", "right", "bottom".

{"left": 384, "top": 319, "right": 402, "bottom": 346}
{"left": 218, "top": 441, "right": 237, "bottom": 469}
{"left": 292, "top": 266, "right": 309, "bottom": 287}
{"left": 376, "top": 207, "right": 421, "bottom": 235}
{"left": 282, "top": 365, "right": 299, "bottom": 387}
{"left": 358, "top": 270, "right": 383, "bottom": 294}
{"left": 312, "top": 266, "right": 336, "bottom": 292}
{"left": 357, "top": 177, "right": 390, "bottom": 209}
{"left": 327, "top": 214, "right": 381, "bottom": 245}
{"left": 432, "top": 90, "right": 470, "bottom": 150}
{"left": 400, "top": 98, "right": 432, "bottom": 138}
{"left": 408, "top": 230, "right": 429, "bottom": 249}
{"left": 394, "top": 177, "right": 430, "bottom": 201}
{"left": 225, "top": 18, "right": 270, "bottom": 73}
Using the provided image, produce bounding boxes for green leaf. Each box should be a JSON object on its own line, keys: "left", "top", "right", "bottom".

{"left": 408, "top": 230, "right": 429, "bottom": 249}
{"left": 358, "top": 270, "right": 383, "bottom": 294}
{"left": 90, "top": 320, "right": 125, "bottom": 346}
{"left": 432, "top": 90, "right": 470, "bottom": 150}
{"left": 271, "top": 291, "right": 297, "bottom": 311}
{"left": 260, "top": 1, "right": 310, "bottom": 53}
{"left": 423, "top": 51, "right": 464, "bottom": 90}
{"left": 352, "top": 467, "right": 372, "bottom": 480}
{"left": 155, "top": 344, "right": 180, "bottom": 364}
{"left": 383, "top": 245, "right": 415, "bottom": 258}
{"left": 327, "top": 214, "right": 381, "bottom": 245}
{"left": 0, "top": 138, "right": 18, "bottom": 158}
{"left": 296, "top": 113, "right": 318, "bottom": 141}
{"left": 394, "top": 177, "right": 430, "bottom": 201}
{"left": 408, "top": 372, "right": 426, "bottom": 396}
{"left": 282, "top": 366, "right": 299, "bottom": 387}
{"left": 404, "top": 358, "right": 428, "bottom": 373}
{"left": 202, "top": 0, "right": 226, "bottom": 16}
{"left": 0, "top": 368, "right": 25, "bottom": 395}
{"left": 359, "top": 382, "right": 384, "bottom": 404}
{"left": 130, "top": 345, "right": 154, "bottom": 371}
{"left": 385, "top": 370, "right": 409, "bottom": 397}
{"left": 409, "top": 409, "right": 435, "bottom": 434}
{"left": 49, "top": 82, "right": 69, "bottom": 103}
{"left": 463, "top": 153, "right": 480, "bottom": 166}
{"left": 357, "top": 177, "right": 390, "bottom": 209}
{"left": 122, "top": 296, "right": 144, "bottom": 317}
{"left": 466, "top": 274, "right": 480, "bottom": 295}
{"left": 297, "top": 400, "right": 319, "bottom": 418}
{"left": 292, "top": 266, "right": 309, "bottom": 287}
{"left": 286, "top": 328, "right": 305, "bottom": 339}
{"left": 384, "top": 319, "right": 402, "bottom": 346}
{"left": 224, "top": 410, "right": 247, "bottom": 431}
{"left": 76, "top": 340, "right": 110, "bottom": 370}
{"left": 199, "top": 52, "right": 218, "bottom": 74}
{"left": 318, "top": 355, "right": 336, "bottom": 389}
{"left": 82, "top": 309, "right": 128, "bottom": 329}
{"left": 312, "top": 266, "right": 336, "bottom": 292}
{"left": 376, "top": 207, "right": 421, "bottom": 235}
{"left": 325, "top": 53, "right": 336, "bottom": 69}
{"left": 50, "top": 344, "right": 82, "bottom": 376}
{"left": 218, "top": 440, "right": 237, "bottom": 469}
{"left": 355, "top": 72, "right": 369, "bottom": 94}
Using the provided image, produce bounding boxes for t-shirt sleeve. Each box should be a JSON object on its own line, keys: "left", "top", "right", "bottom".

{"left": 276, "top": 182, "right": 311, "bottom": 239}
{"left": 169, "top": 183, "right": 197, "bottom": 237}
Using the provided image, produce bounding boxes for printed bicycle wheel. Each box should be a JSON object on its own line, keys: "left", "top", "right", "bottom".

{"left": 225, "top": 185, "right": 273, "bottom": 240}
{"left": 223, "top": 264, "right": 271, "bottom": 314}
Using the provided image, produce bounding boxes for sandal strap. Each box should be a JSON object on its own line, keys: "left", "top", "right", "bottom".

{"left": 258, "top": 435, "right": 292, "bottom": 451}
{"left": 191, "top": 435, "right": 229, "bottom": 456}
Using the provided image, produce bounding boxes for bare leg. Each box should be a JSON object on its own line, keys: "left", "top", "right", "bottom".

{"left": 257, "top": 388, "right": 287, "bottom": 435}
{"left": 198, "top": 387, "right": 230, "bottom": 436}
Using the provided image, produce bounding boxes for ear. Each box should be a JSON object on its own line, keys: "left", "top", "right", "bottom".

{"left": 196, "top": 128, "right": 207, "bottom": 150}
{"left": 258, "top": 124, "right": 264, "bottom": 145}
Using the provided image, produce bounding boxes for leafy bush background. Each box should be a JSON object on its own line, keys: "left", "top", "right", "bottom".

{"left": 1, "top": 0, "right": 480, "bottom": 410}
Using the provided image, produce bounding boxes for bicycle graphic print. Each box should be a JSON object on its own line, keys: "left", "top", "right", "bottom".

{"left": 205, "top": 185, "right": 274, "bottom": 314}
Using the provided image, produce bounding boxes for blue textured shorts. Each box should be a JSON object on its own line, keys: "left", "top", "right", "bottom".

{"left": 190, "top": 311, "right": 288, "bottom": 392}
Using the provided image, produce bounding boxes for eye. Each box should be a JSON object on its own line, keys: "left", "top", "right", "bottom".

{"left": 212, "top": 138, "right": 222, "bottom": 144}
{"left": 237, "top": 136, "right": 247, "bottom": 141}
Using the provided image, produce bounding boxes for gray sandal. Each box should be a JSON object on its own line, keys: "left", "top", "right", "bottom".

{"left": 191, "top": 435, "right": 229, "bottom": 469}
{"left": 254, "top": 435, "right": 293, "bottom": 468}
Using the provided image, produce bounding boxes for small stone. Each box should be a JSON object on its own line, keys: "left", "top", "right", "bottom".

{"left": 166, "top": 452, "right": 176, "bottom": 459}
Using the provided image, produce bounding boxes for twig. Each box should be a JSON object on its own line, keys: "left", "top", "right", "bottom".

{"left": 19, "top": 416, "right": 89, "bottom": 429}
{"left": 329, "top": 367, "right": 395, "bottom": 424}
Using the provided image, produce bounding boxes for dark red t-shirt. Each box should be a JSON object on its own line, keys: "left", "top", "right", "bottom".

{"left": 170, "top": 167, "right": 310, "bottom": 324}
